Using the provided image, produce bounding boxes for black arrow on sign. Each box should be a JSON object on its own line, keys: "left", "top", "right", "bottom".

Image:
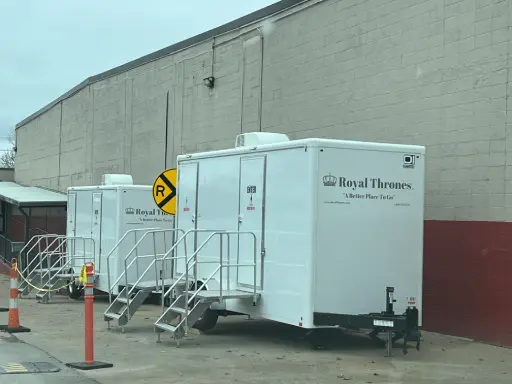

{"left": 157, "top": 173, "right": 177, "bottom": 209}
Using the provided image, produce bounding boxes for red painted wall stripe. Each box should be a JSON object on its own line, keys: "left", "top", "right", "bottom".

{"left": 423, "top": 220, "right": 512, "bottom": 347}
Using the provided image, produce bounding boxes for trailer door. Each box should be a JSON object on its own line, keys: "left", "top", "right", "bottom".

{"left": 91, "top": 192, "right": 103, "bottom": 271}
{"left": 176, "top": 162, "right": 199, "bottom": 275}
{"left": 237, "top": 155, "right": 266, "bottom": 289}
{"left": 67, "top": 193, "right": 77, "bottom": 237}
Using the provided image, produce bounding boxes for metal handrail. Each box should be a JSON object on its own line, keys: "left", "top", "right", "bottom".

{"left": 159, "top": 231, "right": 217, "bottom": 321}
{"left": 17, "top": 235, "right": 62, "bottom": 291}
{"left": 183, "top": 231, "right": 257, "bottom": 330}
{"left": 17, "top": 235, "right": 44, "bottom": 260}
{"left": 157, "top": 230, "right": 257, "bottom": 332}
{"left": 121, "top": 229, "right": 186, "bottom": 319}
{"left": 18, "top": 234, "right": 59, "bottom": 273}
{"left": 106, "top": 228, "right": 185, "bottom": 319}
{"left": 36, "top": 237, "right": 96, "bottom": 289}
{"left": 159, "top": 229, "right": 231, "bottom": 307}
{"left": 108, "top": 228, "right": 185, "bottom": 296}
{"left": 38, "top": 237, "right": 67, "bottom": 288}
{"left": 43, "top": 237, "right": 96, "bottom": 290}
{"left": 0, "top": 233, "right": 23, "bottom": 263}
{"left": 106, "top": 228, "right": 160, "bottom": 304}
{"left": 22, "top": 235, "right": 65, "bottom": 282}
{"left": 22, "top": 234, "right": 61, "bottom": 269}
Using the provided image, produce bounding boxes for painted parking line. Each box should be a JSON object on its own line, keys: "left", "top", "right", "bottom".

{"left": 0, "top": 363, "right": 29, "bottom": 374}
{"left": 0, "top": 362, "right": 60, "bottom": 375}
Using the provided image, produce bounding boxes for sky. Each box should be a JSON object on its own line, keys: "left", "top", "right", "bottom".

{"left": 0, "top": 0, "right": 279, "bottom": 144}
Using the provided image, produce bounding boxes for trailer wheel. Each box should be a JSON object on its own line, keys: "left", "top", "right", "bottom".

{"left": 194, "top": 309, "right": 219, "bottom": 331}
{"left": 67, "top": 272, "right": 82, "bottom": 300}
{"left": 189, "top": 281, "right": 219, "bottom": 331}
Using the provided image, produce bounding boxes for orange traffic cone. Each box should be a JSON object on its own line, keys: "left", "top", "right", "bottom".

{"left": 0, "top": 259, "right": 30, "bottom": 333}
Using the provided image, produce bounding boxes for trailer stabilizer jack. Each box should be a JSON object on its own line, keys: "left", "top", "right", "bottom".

{"left": 402, "top": 306, "right": 421, "bottom": 355}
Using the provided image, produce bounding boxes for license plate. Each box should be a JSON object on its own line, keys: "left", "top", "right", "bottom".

{"left": 373, "top": 319, "right": 394, "bottom": 328}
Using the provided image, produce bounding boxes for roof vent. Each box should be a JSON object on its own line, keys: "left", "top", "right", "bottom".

{"left": 235, "top": 132, "right": 289, "bottom": 148}
{"left": 101, "top": 174, "right": 134, "bottom": 186}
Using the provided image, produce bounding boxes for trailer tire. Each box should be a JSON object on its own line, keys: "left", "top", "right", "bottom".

{"left": 67, "top": 276, "right": 82, "bottom": 300}
{"left": 193, "top": 309, "right": 219, "bottom": 331}
{"left": 188, "top": 281, "right": 218, "bottom": 331}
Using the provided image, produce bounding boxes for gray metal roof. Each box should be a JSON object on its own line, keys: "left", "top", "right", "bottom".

{"left": 0, "top": 182, "right": 67, "bottom": 207}
{"left": 16, "top": 0, "right": 305, "bottom": 129}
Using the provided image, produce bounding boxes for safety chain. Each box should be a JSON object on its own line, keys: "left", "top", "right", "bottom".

{"left": 15, "top": 264, "right": 76, "bottom": 292}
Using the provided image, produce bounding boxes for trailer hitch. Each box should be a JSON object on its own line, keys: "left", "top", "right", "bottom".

{"left": 374, "top": 287, "right": 421, "bottom": 357}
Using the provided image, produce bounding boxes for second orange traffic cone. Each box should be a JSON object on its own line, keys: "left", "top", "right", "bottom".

{"left": 0, "top": 258, "right": 30, "bottom": 333}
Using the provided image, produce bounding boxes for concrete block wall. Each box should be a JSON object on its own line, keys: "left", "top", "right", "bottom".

{"left": 14, "top": 0, "right": 512, "bottom": 222}
{"left": 13, "top": 0, "right": 512, "bottom": 346}
{"left": 16, "top": 103, "right": 62, "bottom": 190}
{"left": 60, "top": 87, "right": 92, "bottom": 189}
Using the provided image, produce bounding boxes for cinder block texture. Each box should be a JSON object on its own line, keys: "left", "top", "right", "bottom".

{"left": 14, "top": 0, "right": 512, "bottom": 221}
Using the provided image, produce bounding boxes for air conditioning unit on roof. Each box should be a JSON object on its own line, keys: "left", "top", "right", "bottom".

{"left": 235, "top": 132, "right": 290, "bottom": 148}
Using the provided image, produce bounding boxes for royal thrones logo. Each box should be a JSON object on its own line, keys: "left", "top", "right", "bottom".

{"left": 125, "top": 207, "right": 170, "bottom": 216}
{"left": 322, "top": 174, "right": 337, "bottom": 187}
{"left": 322, "top": 174, "right": 412, "bottom": 191}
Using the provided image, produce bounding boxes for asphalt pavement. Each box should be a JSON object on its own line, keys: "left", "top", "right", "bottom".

{"left": 0, "top": 331, "right": 98, "bottom": 384}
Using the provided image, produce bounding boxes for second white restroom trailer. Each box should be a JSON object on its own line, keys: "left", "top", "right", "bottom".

{"left": 155, "top": 133, "right": 424, "bottom": 354}
{"left": 66, "top": 175, "right": 176, "bottom": 301}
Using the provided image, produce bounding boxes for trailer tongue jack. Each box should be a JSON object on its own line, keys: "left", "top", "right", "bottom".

{"left": 313, "top": 286, "right": 422, "bottom": 356}
{"left": 368, "top": 286, "right": 421, "bottom": 357}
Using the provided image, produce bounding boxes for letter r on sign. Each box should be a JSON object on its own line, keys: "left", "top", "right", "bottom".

{"left": 156, "top": 185, "right": 165, "bottom": 197}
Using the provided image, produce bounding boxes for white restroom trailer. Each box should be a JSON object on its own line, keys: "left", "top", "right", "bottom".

{"left": 174, "top": 133, "right": 425, "bottom": 351}
{"left": 66, "top": 175, "right": 175, "bottom": 297}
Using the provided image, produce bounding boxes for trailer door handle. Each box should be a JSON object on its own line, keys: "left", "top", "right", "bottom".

{"left": 238, "top": 215, "right": 243, "bottom": 224}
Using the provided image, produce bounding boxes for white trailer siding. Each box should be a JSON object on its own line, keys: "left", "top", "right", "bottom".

{"left": 67, "top": 185, "right": 175, "bottom": 294}
{"left": 67, "top": 189, "right": 107, "bottom": 275}
{"left": 176, "top": 138, "right": 425, "bottom": 330}
{"left": 251, "top": 147, "right": 315, "bottom": 327}
{"left": 177, "top": 144, "right": 316, "bottom": 328}
{"left": 314, "top": 144, "right": 425, "bottom": 325}
{"left": 223, "top": 147, "right": 315, "bottom": 327}
{"left": 119, "top": 187, "right": 175, "bottom": 288}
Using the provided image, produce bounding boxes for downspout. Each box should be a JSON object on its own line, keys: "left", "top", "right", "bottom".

{"left": 164, "top": 90, "right": 170, "bottom": 169}
{"left": 57, "top": 102, "right": 63, "bottom": 190}
{"left": 256, "top": 28, "right": 264, "bottom": 132}
{"left": 239, "top": 39, "right": 246, "bottom": 134}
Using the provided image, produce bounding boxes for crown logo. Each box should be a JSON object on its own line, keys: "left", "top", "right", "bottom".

{"left": 125, "top": 207, "right": 135, "bottom": 215}
{"left": 323, "top": 173, "right": 337, "bottom": 187}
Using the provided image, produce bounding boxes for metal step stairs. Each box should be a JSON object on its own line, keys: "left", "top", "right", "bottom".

{"left": 18, "top": 239, "right": 66, "bottom": 297}
{"left": 17, "top": 234, "right": 95, "bottom": 303}
{"left": 155, "top": 289, "right": 260, "bottom": 346}
{"left": 18, "top": 267, "right": 61, "bottom": 297}
{"left": 104, "top": 278, "right": 185, "bottom": 331}
{"left": 103, "top": 228, "right": 189, "bottom": 332}
{"left": 35, "top": 271, "right": 75, "bottom": 303}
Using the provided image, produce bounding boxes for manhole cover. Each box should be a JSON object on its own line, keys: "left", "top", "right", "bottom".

{"left": 0, "top": 362, "right": 60, "bottom": 374}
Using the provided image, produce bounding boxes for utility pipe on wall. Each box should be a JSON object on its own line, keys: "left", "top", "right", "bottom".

{"left": 256, "top": 27, "right": 264, "bottom": 132}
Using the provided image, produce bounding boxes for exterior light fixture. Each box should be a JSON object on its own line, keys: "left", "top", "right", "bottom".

{"left": 203, "top": 76, "right": 215, "bottom": 88}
